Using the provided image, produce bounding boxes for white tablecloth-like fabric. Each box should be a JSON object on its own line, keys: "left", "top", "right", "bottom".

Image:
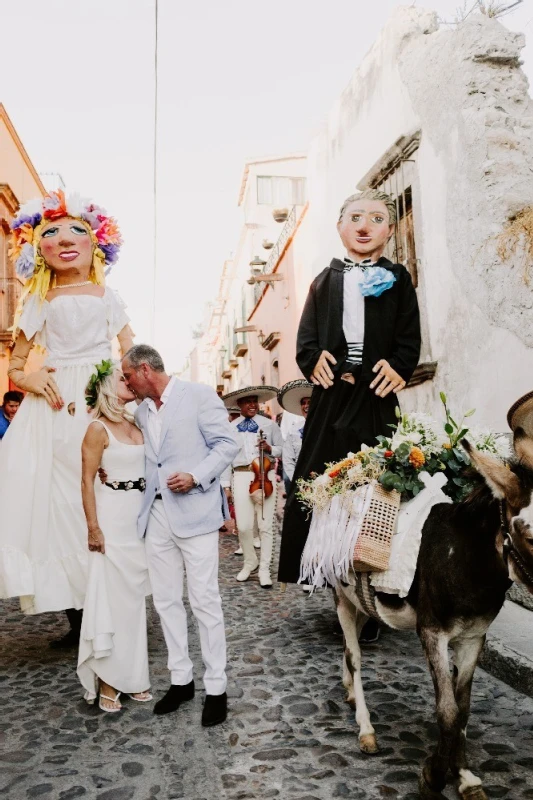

{"left": 370, "top": 472, "right": 452, "bottom": 597}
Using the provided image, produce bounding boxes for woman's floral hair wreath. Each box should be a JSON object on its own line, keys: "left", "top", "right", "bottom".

{"left": 85, "top": 359, "right": 115, "bottom": 409}
{"left": 10, "top": 189, "right": 122, "bottom": 281}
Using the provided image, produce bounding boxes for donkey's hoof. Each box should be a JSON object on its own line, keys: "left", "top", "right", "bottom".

{"left": 460, "top": 787, "right": 488, "bottom": 800}
{"left": 418, "top": 773, "right": 445, "bottom": 799}
{"left": 359, "top": 733, "right": 379, "bottom": 754}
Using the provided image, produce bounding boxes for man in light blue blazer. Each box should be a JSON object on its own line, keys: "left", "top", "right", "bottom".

{"left": 122, "top": 344, "right": 239, "bottom": 726}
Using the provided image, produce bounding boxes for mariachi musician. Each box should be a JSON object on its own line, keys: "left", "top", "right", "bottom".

{"left": 221, "top": 386, "right": 283, "bottom": 589}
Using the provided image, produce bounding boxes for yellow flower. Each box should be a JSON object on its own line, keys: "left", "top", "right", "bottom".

{"left": 409, "top": 447, "right": 425, "bottom": 469}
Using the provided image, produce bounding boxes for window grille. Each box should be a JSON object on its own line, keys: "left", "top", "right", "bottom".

{"left": 366, "top": 139, "right": 419, "bottom": 287}
{"left": 257, "top": 176, "right": 307, "bottom": 207}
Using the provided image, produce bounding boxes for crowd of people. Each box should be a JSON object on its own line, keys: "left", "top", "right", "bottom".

{"left": 0, "top": 185, "right": 420, "bottom": 723}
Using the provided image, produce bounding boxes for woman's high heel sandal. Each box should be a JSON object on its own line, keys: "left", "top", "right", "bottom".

{"left": 99, "top": 690, "right": 122, "bottom": 713}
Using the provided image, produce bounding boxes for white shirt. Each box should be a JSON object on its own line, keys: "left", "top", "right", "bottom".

{"left": 146, "top": 375, "right": 177, "bottom": 453}
{"left": 280, "top": 410, "right": 302, "bottom": 440}
{"left": 283, "top": 419, "right": 305, "bottom": 481}
{"left": 221, "top": 414, "right": 283, "bottom": 487}
{"left": 342, "top": 267, "right": 365, "bottom": 347}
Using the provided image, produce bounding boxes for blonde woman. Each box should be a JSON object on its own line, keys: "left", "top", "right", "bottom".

{"left": 78, "top": 361, "right": 151, "bottom": 713}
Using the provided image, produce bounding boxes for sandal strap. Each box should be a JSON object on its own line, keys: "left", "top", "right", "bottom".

{"left": 100, "top": 691, "right": 121, "bottom": 703}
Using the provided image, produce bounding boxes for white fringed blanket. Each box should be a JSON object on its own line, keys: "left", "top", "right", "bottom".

{"left": 299, "top": 472, "right": 452, "bottom": 596}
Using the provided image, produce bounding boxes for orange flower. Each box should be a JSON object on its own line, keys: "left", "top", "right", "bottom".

{"left": 327, "top": 457, "right": 357, "bottom": 478}
{"left": 409, "top": 447, "right": 425, "bottom": 468}
{"left": 443, "top": 443, "right": 452, "bottom": 450}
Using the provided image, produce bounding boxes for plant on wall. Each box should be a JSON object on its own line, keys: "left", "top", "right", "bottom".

{"left": 495, "top": 206, "right": 533, "bottom": 285}
{"left": 448, "top": 0, "right": 522, "bottom": 24}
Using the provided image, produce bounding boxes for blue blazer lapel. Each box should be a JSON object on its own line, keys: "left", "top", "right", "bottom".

{"left": 159, "top": 380, "right": 186, "bottom": 451}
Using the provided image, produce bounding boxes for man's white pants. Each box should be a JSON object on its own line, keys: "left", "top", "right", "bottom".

{"left": 145, "top": 500, "right": 227, "bottom": 695}
{"left": 232, "top": 471, "right": 276, "bottom": 573}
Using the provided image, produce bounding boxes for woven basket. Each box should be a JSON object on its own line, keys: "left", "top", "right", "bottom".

{"left": 352, "top": 482, "right": 400, "bottom": 572}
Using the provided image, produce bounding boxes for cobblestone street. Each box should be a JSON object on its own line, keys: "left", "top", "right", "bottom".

{"left": 2, "top": 530, "right": 533, "bottom": 800}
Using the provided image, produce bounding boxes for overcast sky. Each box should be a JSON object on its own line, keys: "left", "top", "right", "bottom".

{"left": 1, "top": 0, "right": 532, "bottom": 370}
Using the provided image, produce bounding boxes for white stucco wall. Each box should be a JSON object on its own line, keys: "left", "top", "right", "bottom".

{"left": 305, "top": 7, "right": 533, "bottom": 431}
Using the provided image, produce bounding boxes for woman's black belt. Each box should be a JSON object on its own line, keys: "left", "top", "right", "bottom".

{"left": 105, "top": 478, "right": 146, "bottom": 492}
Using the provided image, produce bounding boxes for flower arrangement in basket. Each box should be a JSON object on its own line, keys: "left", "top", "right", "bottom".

{"left": 297, "top": 394, "right": 510, "bottom": 578}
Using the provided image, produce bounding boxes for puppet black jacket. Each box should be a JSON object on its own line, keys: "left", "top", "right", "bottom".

{"left": 296, "top": 257, "right": 421, "bottom": 384}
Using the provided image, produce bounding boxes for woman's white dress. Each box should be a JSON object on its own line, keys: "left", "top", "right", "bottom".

{"left": 0, "top": 288, "right": 129, "bottom": 614}
{"left": 78, "top": 421, "right": 150, "bottom": 699}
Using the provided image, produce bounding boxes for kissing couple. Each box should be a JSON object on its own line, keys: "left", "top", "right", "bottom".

{"left": 78, "top": 344, "right": 239, "bottom": 723}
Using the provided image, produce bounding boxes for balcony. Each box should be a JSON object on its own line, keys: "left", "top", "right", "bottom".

{"left": 406, "top": 361, "right": 438, "bottom": 387}
{"left": 253, "top": 205, "right": 298, "bottom": 306}
{"left": 233, "top": 330, "right": 248, "bottom": 358}
{"left": 0, "top": 277, "right": 21, "bottom": 342}
{"left": 261, "top": 331, "right": 281, "bottom": 351}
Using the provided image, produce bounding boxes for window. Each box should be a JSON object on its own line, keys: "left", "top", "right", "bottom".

{"left": 257, "top": 176, "right": 307, "bottom": 207}
{"left": 0, "top": 221, "right": 19, "bottom": 339}
{"left": 364, "top": 133, "right": 420, "bottom": 287}
{"left": 271, "top": 358, "right": 279, "bottom": 389}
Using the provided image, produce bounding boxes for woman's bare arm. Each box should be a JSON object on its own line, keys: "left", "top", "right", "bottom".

{"left": 81, "top": 422, "right": 108, "bottom": 553}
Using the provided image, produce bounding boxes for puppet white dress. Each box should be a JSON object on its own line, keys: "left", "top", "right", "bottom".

{"left": 0, "top": 288, "right": 129, "bottom": 614}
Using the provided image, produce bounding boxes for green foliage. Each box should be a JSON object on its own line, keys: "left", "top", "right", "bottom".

{"left": 85, "top": 359, "right": 114, "bottom": 409}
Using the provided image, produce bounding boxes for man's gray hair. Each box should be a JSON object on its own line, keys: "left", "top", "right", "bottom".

{"left": 124, "top": 344, "right": 165, "bottom": 372}
{"left": 338, "top": 189, "right": 397, "bottom": 225}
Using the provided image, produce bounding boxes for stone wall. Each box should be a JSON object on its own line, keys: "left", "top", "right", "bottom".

{"left": 305, "top": 8, "right": 533, "bottom": 432}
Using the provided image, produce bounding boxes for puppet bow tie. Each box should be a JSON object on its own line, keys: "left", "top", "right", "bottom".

{"left": 343, "top": 257, "right": 375, "bottom": 272}
{"left": 237, "top": 418, "right": 259, "bottom": 433}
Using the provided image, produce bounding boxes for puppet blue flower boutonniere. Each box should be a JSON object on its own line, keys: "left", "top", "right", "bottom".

{"left": 359, "top": 266, "right": 396, "bottom": 298}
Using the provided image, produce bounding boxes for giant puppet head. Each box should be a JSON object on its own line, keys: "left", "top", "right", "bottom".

{"left": 10, "top": 189, "right": 122, "bottom": 301}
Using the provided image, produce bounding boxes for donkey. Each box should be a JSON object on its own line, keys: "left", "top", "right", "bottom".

{"left": 335, "top": 433, "right": 533, "bottom": 800}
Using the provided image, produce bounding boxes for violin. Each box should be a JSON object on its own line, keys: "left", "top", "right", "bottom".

{"left": 249, "top": 429, "right": 274, "bottom": 517}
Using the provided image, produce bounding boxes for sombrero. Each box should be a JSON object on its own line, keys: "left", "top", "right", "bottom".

{"left": 222, "top": 385, "right": 278, "bottom": 408}
{"left": 277, "top": 379, "right": 314, "bottom": 416}
{"left": 507, "top": 390, "right": 533, "bottom": 438}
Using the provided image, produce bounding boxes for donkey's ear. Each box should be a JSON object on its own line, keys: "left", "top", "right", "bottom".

{"left": 514, "top": 427, "right": 533, "bottom": 471}
{"left": 462, "top": 439, "right": 520, "bottom": 503}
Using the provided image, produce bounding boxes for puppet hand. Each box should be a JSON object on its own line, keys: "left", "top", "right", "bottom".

{"left": 370, "top": 359, "right": 406, "bottom": 397}
{"left": 311, "top": 350, "right": 337, "bottom": 389}
{"left": 16, "top": 365, "right": 63, "bottom": 410}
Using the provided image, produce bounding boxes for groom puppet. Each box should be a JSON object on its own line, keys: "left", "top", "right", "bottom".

{"left": 122, "top": 344, "right": 238, "bottom": 726}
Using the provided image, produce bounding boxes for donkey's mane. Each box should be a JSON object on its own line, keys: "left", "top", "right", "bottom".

{"left": 453, "top": 461, "right": 533, "bottom": 525}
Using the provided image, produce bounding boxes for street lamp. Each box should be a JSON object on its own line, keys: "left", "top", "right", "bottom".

{"left": 249, "top": 255, "right": 267, "bottom": 272}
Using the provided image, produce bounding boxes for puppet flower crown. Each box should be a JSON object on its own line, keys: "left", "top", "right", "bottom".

{"left": 85, "top": 359, "right": 115, "bottom": 409}
{"left": 10, "top": 189, "right": 123, "bottom": 281}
